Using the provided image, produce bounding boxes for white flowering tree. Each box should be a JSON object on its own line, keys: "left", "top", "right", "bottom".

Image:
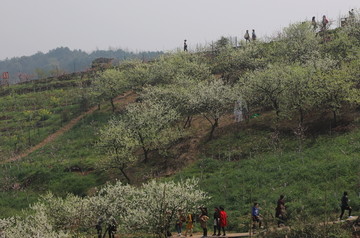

{"left": 140, "top": 76, "right": 199, "bottom": 128}
{"left": 274, "top": 22, "right": 321, "bottom": 64}
{"left": 241, "top": 64, "right": 289, "bottom": 118}
{"left": 124, "top": 101, "right": 182, "bottom": 162}
{"left": 97, "top": 118, "right": 139, "bottom": 183}
{"left": 122, "top": 179, "right": 209, "bottom": 237}
{"left": 190, "top": 79, "right": 236, "bottom": 140}
{"left": 0, "top": 179, "right": 208, "bottom": 238}
{"left": 91, "top": 69, "right": 129, "bottom": 112}
{"left": 147, "top": 51, "right": 212, "bottom": 85}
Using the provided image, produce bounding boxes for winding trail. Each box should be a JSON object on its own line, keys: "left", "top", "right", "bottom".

{"left": 2, "top": 91, "right": 136, "bottom": 164}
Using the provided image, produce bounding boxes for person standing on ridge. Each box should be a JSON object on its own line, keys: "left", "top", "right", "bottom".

{"left": 244, "top": 30, "right": 250, "bottom": 43}
{"left": 321, "top": 15, "right": 329, "bottom": 31}
{"left": 251, "top": 29, "right": 257, "bottom": 41}
{"left": 184, "top": 39, "right": 188, "bottom": 51}
{"left": 340, "top": 191, "right": 352, "bottom": 220}
{"left": 311, "top": 16, "right": 317, "bottom": 30}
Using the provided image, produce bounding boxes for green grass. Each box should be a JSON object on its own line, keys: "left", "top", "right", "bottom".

{"left": 0, "top": 77, "right": 86, "bottom": 159}
{"left": 172, "top": 129, "right": 360, "bottom": 231}
{"left": 0, "top": 110, "right": 114, "bottom": 218}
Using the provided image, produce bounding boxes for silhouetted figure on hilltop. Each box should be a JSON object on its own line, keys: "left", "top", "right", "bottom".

{"left": 252, "top": 29, "right": 257, "bottom": 41}
{"left": 321, "top": 15, "right": 329, "bottom": 31}
{"left": 184, "top": 39, "right": 188, "bottom": 52}
{"left": 311, "top": 16, "right": 317, "bottom": 30}
{"left": 244, "top": 30, "right": 250, "bottom": 43}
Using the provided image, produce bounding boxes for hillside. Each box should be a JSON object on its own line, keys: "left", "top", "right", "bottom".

{"left": 0, "top": 17, "right": 360, "bottom": 237}
{"left": 0, "top": 47, "right": 163, "bottom": 84}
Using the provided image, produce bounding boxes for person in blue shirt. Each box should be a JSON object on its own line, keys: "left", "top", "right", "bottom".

{"left": 252, "top": 203, "right": 263, "bottom": 232}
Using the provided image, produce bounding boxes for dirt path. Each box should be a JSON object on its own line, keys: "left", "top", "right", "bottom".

{"left": 2, "top": 91, "right": 136, "bottom": 164}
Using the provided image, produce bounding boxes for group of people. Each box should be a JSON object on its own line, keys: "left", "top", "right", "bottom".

{"left": 244, "top": 29, "right": 256, "bottom": 43}
{"left": 250, "top": 195, "right": 287, "bottom": 234}
{"left": 311, "top": 15, "right": 329, "bottom": 31}
{"left": 251, "top": 192, "right": 355, "bottom": 233}
{"left": 95, "top": 191, "right": 354, "bottom": 237}
{"left": 174, "top": 206, "right": 228, "bottom": 237}
{"left": 183, "top": 29, "right": 257, "bottom": 52}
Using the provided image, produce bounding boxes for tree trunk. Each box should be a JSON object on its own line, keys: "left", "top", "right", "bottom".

{"left": 299, "top": 107, "right": 304, "bottom": 124}
{"left": 110, "top": 98, "right": 115, "bottom": 112}
{"left": 142, "top": 147, "right": 149, "bottom": 163}
{"left": 332, "top": 110, "right": 337, "bottom": 127}
{"left": 208, "top": 118, "right": 219, "bottom": 141}
{"left": 138, "top": 133, "right": 149, "bottom": 163}
{"left": 119, "top": 167, "right": 131, "bottom": 184}
{"left": 183, "top": 116, "right": 193, "bottom": 128}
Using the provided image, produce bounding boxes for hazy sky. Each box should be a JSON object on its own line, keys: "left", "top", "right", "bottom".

{"left": 1, "top": 0, "right": 358, "bottom": 60}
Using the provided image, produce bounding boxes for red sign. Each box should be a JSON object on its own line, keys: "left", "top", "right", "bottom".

{"left": 2, "top": 72, "right": 9, "bottom": 79}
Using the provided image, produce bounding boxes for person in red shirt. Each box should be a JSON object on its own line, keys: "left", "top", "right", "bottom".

{"left": 219, "top": 206, "right": 227, "bottom": 236}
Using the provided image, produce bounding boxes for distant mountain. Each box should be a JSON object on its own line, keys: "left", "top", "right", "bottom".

{"left": 0, "top": 47, "right": 163, "bottom": 84}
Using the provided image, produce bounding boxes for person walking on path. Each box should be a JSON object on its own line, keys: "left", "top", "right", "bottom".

{"left": 251, "top": 29, "right": 257, "bottom": 41}
{"left": 340, "top": 191, "right": 352, "bottom": 220}
{"left": 184, "top": 39, "right": 188, "bottom": 52}
{"left": 175, "top": 209, "right": 186, "bottom": 236}
{"left": 275, "top": 195, "right": 286, "bottom": 227}
{"left": 244, "top": 30, "right": 250, "bottom": 43}
{"left": 252, "top": 203, "right": 263, "bottom": 233}
{"left": 184, "top": 213, "right": 194, "bottom": 237}
{"left": 219, "top": 206, "right": 228, "bottom": 236}
{"left": 199, "top": 207, "right": 209, "bottom": 238}
{"left": 212, "top": 207, "right": 221, "bottom": 236}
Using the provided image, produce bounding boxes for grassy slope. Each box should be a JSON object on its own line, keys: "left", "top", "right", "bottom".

{"left": 172, "top": 113, "right": 360, "bottom": 231}
{"left": 0, "top": 76, "right": 359, "bottom": 235}
{"left": 0, "top": 77, "right": 84, "bottom": 159}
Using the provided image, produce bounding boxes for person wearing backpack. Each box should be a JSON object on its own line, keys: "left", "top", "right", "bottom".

{"left": 199, "top": 207, "right": 209, "bottom": 238}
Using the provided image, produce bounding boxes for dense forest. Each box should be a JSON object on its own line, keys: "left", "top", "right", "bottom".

{"left": 0, "top": 47, "right": 163, "bottom": 84}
